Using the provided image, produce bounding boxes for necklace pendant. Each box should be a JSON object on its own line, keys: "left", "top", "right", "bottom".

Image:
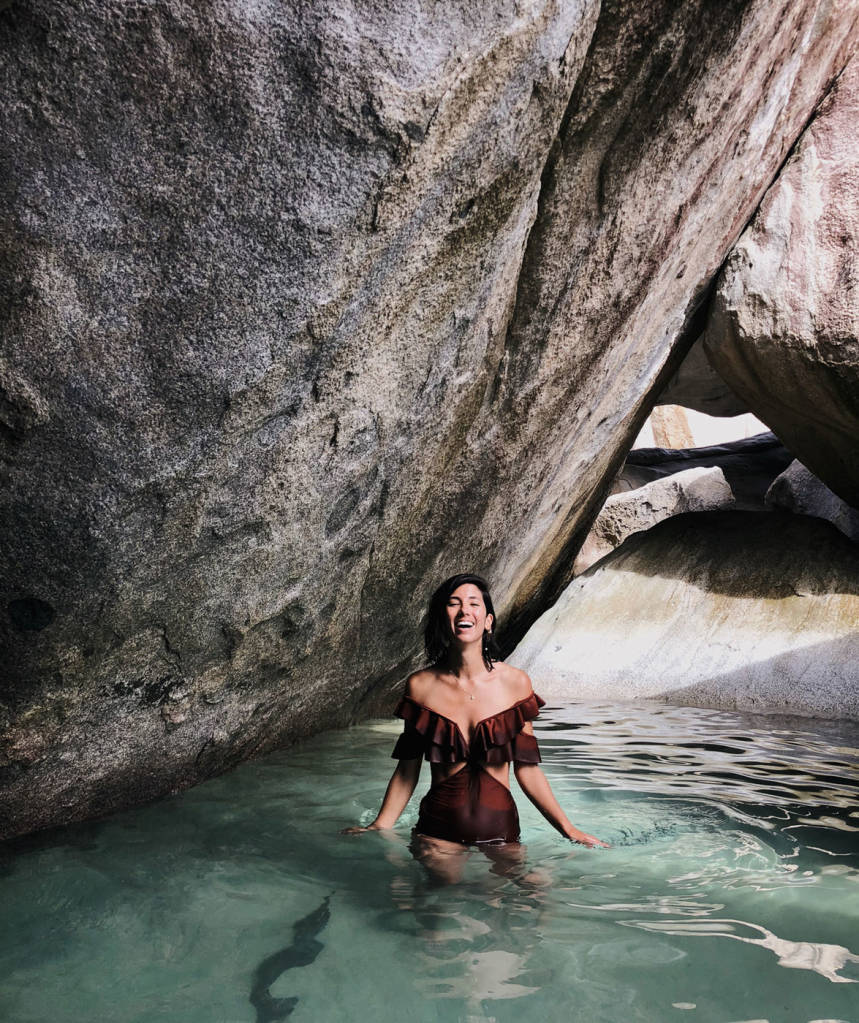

{"left": 469, "top": 694, "right": 475, "bottom": 701}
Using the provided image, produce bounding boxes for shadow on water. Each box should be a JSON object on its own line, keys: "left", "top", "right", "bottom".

{"left": 249, "top": 896, "right": 331, "bottom": 1023}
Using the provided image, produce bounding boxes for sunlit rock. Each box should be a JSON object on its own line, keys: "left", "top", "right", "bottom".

{"left": 573, "top": 466, "right": 733, "bottom": 574}
{"left": 705, "top": 54, "right": 859, "bottom": 508}
{"left": 647, "top": 406, "right": 695, "bottom": 449}
{"left": 511, "top": 512, "right": 859, "bottom": 720}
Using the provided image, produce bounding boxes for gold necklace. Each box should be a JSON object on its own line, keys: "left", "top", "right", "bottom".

{"left": 454, "top": 676, "right": 477, "bottom": 701}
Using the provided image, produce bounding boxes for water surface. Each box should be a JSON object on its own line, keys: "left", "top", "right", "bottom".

{"left": 2, "top": 701, "right": 859, "bottom": 1023}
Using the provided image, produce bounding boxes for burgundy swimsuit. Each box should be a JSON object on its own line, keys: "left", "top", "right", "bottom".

{"left": 391, "top": 692, "right": 545, "bottom": 844}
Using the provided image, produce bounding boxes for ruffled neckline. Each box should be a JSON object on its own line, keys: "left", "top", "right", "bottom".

{"left": 394, "top": 691, "right": 544, "bottom": 761}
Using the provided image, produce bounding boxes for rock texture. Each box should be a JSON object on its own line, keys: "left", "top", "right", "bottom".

{"left": 706, "top": 53, "right": 859, "bottom": 508}
{"left": 649, "top": 405, "right": 695, "bottom": 449}
{"left": 656, "top": 337, "right": 749, "bottom": 417}
{"left": 512, "top": 512, "right": 859, "bottom": 720}
{"left": 2, "top": 1, "right": 858, "bottom": 838}
{"left": 766, "top": 461, "right": 859, "bottom": 543}
{"left": 573, "top": 466, "right": 734, "bottom": 574}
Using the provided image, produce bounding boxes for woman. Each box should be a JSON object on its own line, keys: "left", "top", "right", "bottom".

{"left": 346, "top": 574, "right": 607, "bottom": 877}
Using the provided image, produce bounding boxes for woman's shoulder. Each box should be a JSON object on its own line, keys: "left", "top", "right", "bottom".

{"left": 491, "top": 662, "right": 535, "bottom": 699}
{"left": 403, "top": 666, "right": 444, "bottom": 703}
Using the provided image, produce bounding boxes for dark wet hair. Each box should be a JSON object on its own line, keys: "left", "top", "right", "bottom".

{"left": 424, "top": 573, "right": 502, "bottom": 671}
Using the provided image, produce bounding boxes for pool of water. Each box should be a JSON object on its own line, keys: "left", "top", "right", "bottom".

{"left": 2, "top": 701, "right": 859, "bottom": 1023}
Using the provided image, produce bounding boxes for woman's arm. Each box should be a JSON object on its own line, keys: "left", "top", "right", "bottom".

{"left": 513, "top": 722, "right": 608, "bottom": 847}
{"left": 514, "top": 764, "right": 608, "bottom": 847}
{"left": 343, "top": 757, "right": 423, "bottom": 833}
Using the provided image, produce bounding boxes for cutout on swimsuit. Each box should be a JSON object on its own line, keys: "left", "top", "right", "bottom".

{"left": 390, "top": 691, "right": 546, "bottom": 844}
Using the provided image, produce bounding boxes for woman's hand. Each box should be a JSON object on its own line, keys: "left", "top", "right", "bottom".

{"left": 340, "top": 823, "right": 385, "bottom": 835}
{"left": 566, "top": 827, "right": 610, "bottom": 848}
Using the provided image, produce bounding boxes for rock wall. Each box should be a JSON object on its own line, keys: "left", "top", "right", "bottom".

{"left": 511, "top": 512, "right": 859, "bottom": 720}
{"left": 2, "top": 0, "right": 858, "bottom": 838}
{"left": 705, "top": 53, "right": 859, "bottom": 508}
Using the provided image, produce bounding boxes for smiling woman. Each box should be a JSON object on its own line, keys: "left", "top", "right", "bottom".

{"left": 343, "top": 573, "right": 608, "bottom": 883}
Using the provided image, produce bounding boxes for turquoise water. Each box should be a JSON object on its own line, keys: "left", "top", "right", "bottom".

{"left": 2, "top": 701, "right": 859, "bottom": 1023}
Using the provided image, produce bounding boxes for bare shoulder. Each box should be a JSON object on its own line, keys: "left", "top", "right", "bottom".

{"left": 404, "top": 667, "right": 440, "bottom": 703}
{"left": 492, "top": 662, "right": 534, "bottom": 700}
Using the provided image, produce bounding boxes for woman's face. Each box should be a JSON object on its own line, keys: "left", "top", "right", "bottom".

{"left": 445, "top": 583, "right": 493, "bottom": 644}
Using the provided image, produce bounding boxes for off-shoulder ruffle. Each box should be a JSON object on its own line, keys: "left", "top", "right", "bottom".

{"left": 510, "top": 731, "right": 541, "bottom": 765}
{"left": 392, "top": 695, "right": 469, "bottom": 763}
{"left": 391, "top": 692, "right": 544, "bottom": 764}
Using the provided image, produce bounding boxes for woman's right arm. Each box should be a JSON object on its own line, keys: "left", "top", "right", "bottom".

{"left": 343, "top": 756, "right": 422, "bottom": 833}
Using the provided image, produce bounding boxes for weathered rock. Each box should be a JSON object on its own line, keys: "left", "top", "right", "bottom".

{"left": 705, "top": 53, "right": 859, "bottom": 508}
{"left": 2, "top": 1, "right": 857, "bottom": 838}
{"left": 620, "top": 433, "right": 793, "bottom": 509}
{"left": 766, "top": 460, "right": 859, "bottom": 543}
{"left": 573, "top": 466, "right": 734, "bottom": 574}
{"left": 512, "top": 512, "right": 859, "bottom": 720}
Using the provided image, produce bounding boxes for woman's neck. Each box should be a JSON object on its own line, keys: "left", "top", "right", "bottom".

{"left": 445, "top": 643, "right": 490, "bottom": 681}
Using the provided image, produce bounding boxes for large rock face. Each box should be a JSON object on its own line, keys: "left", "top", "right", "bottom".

{"left": 2, "top": 1, "right": 857, "bottom": 838}
{"left": 705, "top": 53, "right": 859, "bottom": 508}
{"left": 511, "top": 512, "right": 859, "bottom": 720}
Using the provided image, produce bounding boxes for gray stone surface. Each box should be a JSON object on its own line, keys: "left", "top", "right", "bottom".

{"left": 706, "top": 53, "right": 859, "bottom": 508}
{"left": 656, "top": 337, "right": 749, "bottom": 417}
{"left": 512, "top": 512, "right": 859, "bottom": 720}
{"left": 2, "top": 1, "right": 857, "bottom": 838}
{"left": 573, "top": 466, "right": 734, "bottom": 574}
{"left": 766, "top": 460, "right": 859, "bottom": 543}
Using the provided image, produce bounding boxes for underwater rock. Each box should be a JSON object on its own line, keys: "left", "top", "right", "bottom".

{"left": 511, "top": 511, "right": 859, "bottom": 720}
{"left": 705, "top": 53, "right": 859, "bottom": 508}
{"left": 573, "top": 466, "right": 734, "bottom": 574}
{"left": 766, "top": 461, "right": 859, "bottom": 544}
{"left": 1, "top": 0, "right": 857, "bottom": 838}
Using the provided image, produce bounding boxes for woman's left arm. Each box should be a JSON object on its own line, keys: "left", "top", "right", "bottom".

{"left": 514, "top": 724, "right": 609, "bottom": 848}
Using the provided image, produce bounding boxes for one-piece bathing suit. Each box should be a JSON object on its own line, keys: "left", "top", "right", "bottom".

{"left": 391, "top": 691, "right": 545, "bottom": 844}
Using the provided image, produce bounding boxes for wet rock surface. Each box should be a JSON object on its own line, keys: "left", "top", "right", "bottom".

{"left": 512, "top": 511, "right": 859, "bottom": 720}
{"left": 2, "top": 0, "right": 858, "bottom": 838}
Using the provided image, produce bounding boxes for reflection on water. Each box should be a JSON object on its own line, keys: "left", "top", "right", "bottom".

{"left": 1, "top": 701, "right": 859, "bottom": 1023}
